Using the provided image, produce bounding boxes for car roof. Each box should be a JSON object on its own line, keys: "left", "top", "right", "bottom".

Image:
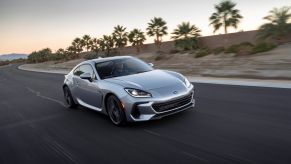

{"left": 89, "top": 55, "right": 134, "bottom": 64}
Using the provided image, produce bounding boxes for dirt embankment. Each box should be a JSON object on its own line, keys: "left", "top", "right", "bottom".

{"left": 19, "top": 43, "right": 291, "bottom": 80}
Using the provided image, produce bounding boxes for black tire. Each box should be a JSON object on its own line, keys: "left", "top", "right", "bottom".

{"left": 106, "top": 95, "right": 126, "bottom": 126}
{"left": 63, "top": 86, "right": 77, "bottom": 108}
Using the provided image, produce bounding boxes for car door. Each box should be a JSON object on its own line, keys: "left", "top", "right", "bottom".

{"left": 77, "top": 64, "right": 103, "bottom": 110}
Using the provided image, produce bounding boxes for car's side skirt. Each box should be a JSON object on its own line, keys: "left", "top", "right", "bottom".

{"left": 76, "top": 98, "right": 102, "bottom": 111}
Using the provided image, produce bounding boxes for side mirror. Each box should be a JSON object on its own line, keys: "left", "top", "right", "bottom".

{"left": 148, "top": 63, "right": 154, "bottom": 67}
{"left": 80, "top": 73, "right": 93, "bottom": 82}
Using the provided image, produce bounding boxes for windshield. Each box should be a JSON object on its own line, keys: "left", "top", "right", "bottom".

{"left": 95, "top": 58, "right": 153, "bottom": 79}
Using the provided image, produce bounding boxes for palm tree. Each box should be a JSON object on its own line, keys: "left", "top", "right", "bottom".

{"left": 66, "top": 46, "right": 74, "bottom": 53}
{"left": 99, "top": 35, "right": 114, "bottom": 56}
{"left": 72, "top": 37, "right": 83, "bottom": 53}
{"left": 90, "top": 38, "right": 100, "bottom": 54}
{"left": 80, "top": 39, "right": 85, "bottom": 51}
{"left": 257, "top": 6, "right": 291, "bottom": 42}
{"left": 82, "top": 35, "right": 92, "bottom": 52}
{"left": 171, "top": 22, "right": 201, "bottom": 50}
{"left": 128, "top": 29, "right": 146, "bottom": 53}
{"left": 66, "top": 45, "right": 79, "bottom": 59}
{"left": 112, "top": 25, "right": 128, "bottom": 50}
{"left": 53, "top": 48, "right": 66, "bottom": 60}
{"left": 209, "top": 0, "right": 243, "bottom": 34}
{"left": 56, "top": 48, "right": 65, "bottom": 54}
{"left": 146, "top": 17, "right": 168, "bottom": 51}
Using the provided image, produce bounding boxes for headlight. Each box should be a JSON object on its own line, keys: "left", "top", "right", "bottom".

{"left": 124, "top": 88, "right": 152, "bottom": 98}
{"left": 184, "top": 77, "right": 192, "bottom": 88}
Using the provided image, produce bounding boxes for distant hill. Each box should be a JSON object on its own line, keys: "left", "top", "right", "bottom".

{"left": 0, "top": 53, "right": 28, "bottom": 61}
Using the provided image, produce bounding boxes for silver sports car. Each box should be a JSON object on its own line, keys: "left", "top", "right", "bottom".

{"left": 63, "top": 56, "right": 195, "bottom": 125}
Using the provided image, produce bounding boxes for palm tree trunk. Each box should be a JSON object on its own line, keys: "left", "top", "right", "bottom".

{"left": 223, "top": 15, "right": 228, "bottom": 34}
{"left": 156, "top": 35, "right": 160, "bottom": 51}
{"left": 136, "top": 45, "right": 141, "bottom": 54}
{"left": 107, "top": 49, "right": 110, "bottom": 56}
{"left": 119, "top": 47, "right": 123, "bottom": 55}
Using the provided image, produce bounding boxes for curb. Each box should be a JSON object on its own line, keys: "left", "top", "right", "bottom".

{"left": 187, "top": 76, "right": 291, "bottom": 89}
{"left": 18, "top": 65, "right": 69, "bottom": 74}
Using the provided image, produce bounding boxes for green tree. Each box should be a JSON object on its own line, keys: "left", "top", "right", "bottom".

{"left": 99, "top": 35, "right": 114, "bottom": 56}
{"left": 257, "top": 6, "right": 291, "bottom": 42}
{"left": 66, "top": 45, "right": 79, "bottom": 59}
{"left": 128, "top": 29, "right": 146, "bottom": 53}
{"left": 209, "top": 0, "right": 243, "bottom": 34}
{"left": 27, "top": 48, "right": 52, "bottom": 63}
{"left": 146, "top": 17, "right": 168, "bottom": 51}
{"left": 53, "top": 48, "right": 66, "bottom": 60}
{"left": 80, "top": 39, "right": 85, "bottom": 51}
{"left": 56, "top": 48, "right": 65, "bottom": 54}
{"left": 171, "top": 22, "right": 201, "bottom": 50}
{"left": 66, "top": 46, "right": 77, "bottom": 54}
{"left": 39, "top": 48, "right": 52, "bottom": 60}
{"left": 82, "top": 35, "right": 92, "bottom": 52}
{"left": 72, "top": 37, "right": 83, "bottom": 53}
{"left": 27, "top": 51, "right": 38, "bottom": 63}
{"left": 112, "top": 25, "right": 128, "bottom": 51}
{"left": 90, "top": 38, "right": 100, "bottom": 54}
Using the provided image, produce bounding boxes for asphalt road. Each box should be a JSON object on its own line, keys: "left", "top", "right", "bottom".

{"left": 0, "top": 65, "right": 291, "bottom": 164}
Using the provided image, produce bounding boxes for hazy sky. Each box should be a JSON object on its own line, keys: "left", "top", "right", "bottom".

{"left": 0, "top": 0, "right": 289, "bottom": 54}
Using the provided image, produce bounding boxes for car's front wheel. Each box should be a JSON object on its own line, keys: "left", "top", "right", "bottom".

{"left": 63, "top": 86, "right": 77, "bottom": 108}
{"left": 106, "top": 95, "right": 126, "bottom": 126}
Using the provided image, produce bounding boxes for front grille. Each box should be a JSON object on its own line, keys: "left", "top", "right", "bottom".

{"left": 152, "top": 93, "right": 193, "bottom": 112}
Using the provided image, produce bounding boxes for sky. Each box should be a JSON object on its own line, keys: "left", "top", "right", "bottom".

{"left": 0, "top": 0, "right": 290, "bottom": 54}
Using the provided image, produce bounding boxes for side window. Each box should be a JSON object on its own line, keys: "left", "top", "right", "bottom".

{"left": 80, "top": 64, "right": 94, "bottom": 75}
{"left": 73, "top": 66, "right": 83, "bottom": 76}
{"left": 80, "top": 64, "right": 97, "bottom": 80}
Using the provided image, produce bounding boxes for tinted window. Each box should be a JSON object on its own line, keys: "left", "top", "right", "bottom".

{"left": 95, "top": 61, "right": 114, "bottom": 79}
{"left": 95, "top": 58, "right": 153, "bottom": 79}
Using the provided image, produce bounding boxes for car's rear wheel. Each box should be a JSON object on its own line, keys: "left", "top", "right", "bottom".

{"left": 63, "top": 86, "right": 77, "bottom": 108}
{"left": 107, "top": 95, "right": 126, "bottom": 126}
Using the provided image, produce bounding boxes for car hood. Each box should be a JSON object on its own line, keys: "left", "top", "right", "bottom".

{"left": 104, "top": 70, "right": 184, "bottom": 90}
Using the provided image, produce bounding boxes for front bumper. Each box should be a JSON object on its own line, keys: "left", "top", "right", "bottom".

{"left": 122, "top": 87, "right": 195, "bottom": 122}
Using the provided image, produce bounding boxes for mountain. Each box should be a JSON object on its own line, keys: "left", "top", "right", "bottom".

{"left": 0, "top": 53, "right": 28, "bottom": 61}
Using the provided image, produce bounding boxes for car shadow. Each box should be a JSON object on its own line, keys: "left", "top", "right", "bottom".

{"left": 71, "top": 105, "right": 197, "bottom": 129}
{"left": 124, "top": 107, "right": 197, "bottom": 129}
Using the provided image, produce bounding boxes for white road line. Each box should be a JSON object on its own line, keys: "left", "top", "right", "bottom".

{"left": 181, "top": 151, "right": 209, "bottom": 162}
{"left": 26, "top": 87, "right": 67, "bottom": 108}
{"left": 47, "top": 140, "right": 79, "bottom": 164}
{"left": 143, "top": 129, "right": 161, "bottom": 136}
{"left": 15, "top": 112, "right": 37, "bottom": 129}
{"left": 0, "top": 114, "right": 63, "bottom": 131}
{"left": 18, "top": 65, "right": 68, "bottom": 74}
{"left": 225, "top": 153, "right": 256, "bottom": 164}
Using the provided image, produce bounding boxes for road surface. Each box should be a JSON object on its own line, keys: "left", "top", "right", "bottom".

{"left": 0, "top": 65, "right": 291, "bottom": 164}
